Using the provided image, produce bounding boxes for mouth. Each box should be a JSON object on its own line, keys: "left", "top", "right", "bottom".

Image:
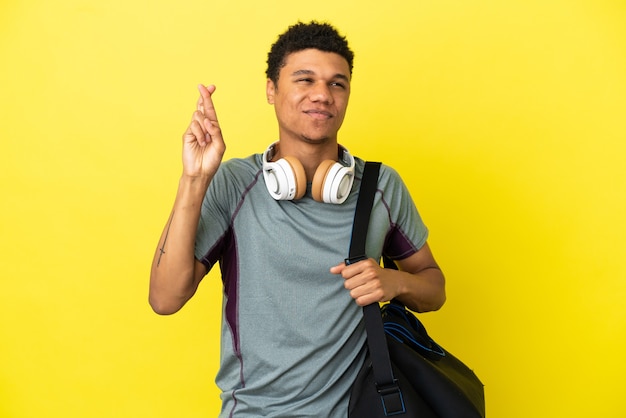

{"left": 304, "top": 110, "right": 333, "bottom": 120}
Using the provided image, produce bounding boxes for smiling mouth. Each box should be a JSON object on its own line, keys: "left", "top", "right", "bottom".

{"left": 304, "top": 110, "right": 333, "bottom": 120}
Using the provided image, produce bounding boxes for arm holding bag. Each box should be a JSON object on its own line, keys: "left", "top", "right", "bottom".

{"left": 347, "top": 162, "right": 485, "bottom": 418}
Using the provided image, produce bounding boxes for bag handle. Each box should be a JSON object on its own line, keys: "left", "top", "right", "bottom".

{"left": 347, "top": 161, "right": 406, "bottom": 416}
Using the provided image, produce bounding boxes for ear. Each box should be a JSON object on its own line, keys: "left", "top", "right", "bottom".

{"left": 266, "top": 79, "right": 276, "bottom": 104}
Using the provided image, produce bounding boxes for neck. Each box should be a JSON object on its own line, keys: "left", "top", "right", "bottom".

{"left": 273, "top": 139, "right": 339, "bottom": 181}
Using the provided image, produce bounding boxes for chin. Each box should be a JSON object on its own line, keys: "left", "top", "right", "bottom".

{"left": 301, "top": 128, "right": 339, "bottom": 143}
{"left": 300, "top": 135, "right": 333, "bottom": 144}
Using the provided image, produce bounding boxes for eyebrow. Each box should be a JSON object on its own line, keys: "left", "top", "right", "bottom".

{"left": 291, "top": 69, "right": 350, "bottom": 82}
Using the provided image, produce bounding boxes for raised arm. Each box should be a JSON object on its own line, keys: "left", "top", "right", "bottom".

{"left": 149, "top": 84, "right": 226, "bottom": 315}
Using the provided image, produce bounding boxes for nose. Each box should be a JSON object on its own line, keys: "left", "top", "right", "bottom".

{"left": 310, "top": 82, "right": 333, "bottom": 104}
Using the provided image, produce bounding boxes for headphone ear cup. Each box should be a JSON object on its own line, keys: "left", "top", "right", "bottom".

{"left": 263, "top": 156, "right": 306, "bottom": 201}
{"left": 282, "top": 156, "right": 307, "bottom": 200}
{"left": 311, "top": 160, "right": 337, "bottom": 202}
{"left": 312, "top": 159, "right": 355, "bottom": 204}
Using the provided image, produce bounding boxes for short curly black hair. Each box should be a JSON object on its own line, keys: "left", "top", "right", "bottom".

{"left": 266, "top": 21, "right": 354, "bottom": 84}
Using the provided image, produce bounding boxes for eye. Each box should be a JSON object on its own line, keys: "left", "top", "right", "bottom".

{"left": 330, "top": 81, "right": 347, "bottom": 89}
{"left": 296, "top": 78, "right": 314, "bottom": 84}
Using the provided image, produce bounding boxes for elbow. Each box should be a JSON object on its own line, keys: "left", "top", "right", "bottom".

{"left": 432, "top": 291, "right": 447, "bottom": 312}
{"left": 149, "top": 270, "right": 197, "bottom": 315}
{"left": 149, "top": 299, "right": 178, "bottom": 316}
{"left": 414, "top": 275, "right": 446, "bottom": 313}
{"left": 430, "top": 269, "right": 446, "bottom": 311}
{"left": 430, "top": 276, "right": 447, "bottom": 312}
{"left": 148, "top": 293, "right": 185, "bottom": 315}
{"left": 414, "top": 294, "right": 446, "bottom": 313}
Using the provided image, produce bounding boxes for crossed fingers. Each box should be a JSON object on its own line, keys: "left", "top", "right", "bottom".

{"left": 190, "top": 84, "right": 221, "bottom": 146}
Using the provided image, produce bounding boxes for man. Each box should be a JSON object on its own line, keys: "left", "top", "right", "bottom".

{"left": 150, "top": 21, "right": 445, "bottom": 417}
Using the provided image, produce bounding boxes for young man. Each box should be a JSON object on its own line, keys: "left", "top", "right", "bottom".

{"left": 150, "top": 21, "right": 445, "bottom": 417}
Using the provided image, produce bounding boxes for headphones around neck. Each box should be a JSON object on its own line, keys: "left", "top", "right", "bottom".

{"left": 262, "top": 142, "right": 355, "bottom": 204}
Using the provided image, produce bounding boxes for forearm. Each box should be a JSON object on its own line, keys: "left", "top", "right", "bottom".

{"left": 149, "top": 175, "right": 211, "bottom": 314}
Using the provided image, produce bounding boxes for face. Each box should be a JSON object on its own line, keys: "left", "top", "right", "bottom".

{"left": 267, "top": 48, "right": 351, "bottom": 145}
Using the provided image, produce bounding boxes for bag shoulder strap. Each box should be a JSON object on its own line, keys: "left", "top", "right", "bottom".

{"left": 347, "top": 161, "right": 381, "bottom": 262}
{"left": 347, "top": 161, "right": 406, "bottom": 415}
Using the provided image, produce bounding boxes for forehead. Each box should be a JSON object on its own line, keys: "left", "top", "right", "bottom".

{"left": 281, "top": 48, "right": 351, "bottom": 79}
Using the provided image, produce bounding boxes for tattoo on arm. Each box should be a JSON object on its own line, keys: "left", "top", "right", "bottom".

{"left": 157, "top": 212, "right": 174, "bottom": 267}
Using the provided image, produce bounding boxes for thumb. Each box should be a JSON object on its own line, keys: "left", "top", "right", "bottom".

{"left": 330, "top": 262, "right": 346, "bottom": 275}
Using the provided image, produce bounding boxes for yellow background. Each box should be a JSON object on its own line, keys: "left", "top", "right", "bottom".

{"left": 1, "top": 0, "right": 625, "bottom": 416}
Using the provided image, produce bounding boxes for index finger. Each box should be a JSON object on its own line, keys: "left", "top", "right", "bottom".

{"left": 198, "top": 84, "right": 219, "bottom": 122}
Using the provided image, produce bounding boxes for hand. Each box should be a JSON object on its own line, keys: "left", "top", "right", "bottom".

{"left": 182, "top": 84, "right": 226, "bottom": 178}
{"left": 330, "top": 258, "right": 399, "bottom": 306}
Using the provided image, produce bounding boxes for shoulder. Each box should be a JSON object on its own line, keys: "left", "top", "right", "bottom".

{"left": 210, "top": 154, "right": 262, "bottom": 187}
{"left": 360, "top": 160, "right": 414, "bottom": 207}
{"left": 205, "top": 154, "right": 263, "bottom": 206}
{"left": 217, "top": 154, "right": 261, "bottom": 177}
{"left": 378, "top": 163, "right": 403, "bottom": 182}
{"left": 354, "top": 158, "right": 404, "bottom": 187}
